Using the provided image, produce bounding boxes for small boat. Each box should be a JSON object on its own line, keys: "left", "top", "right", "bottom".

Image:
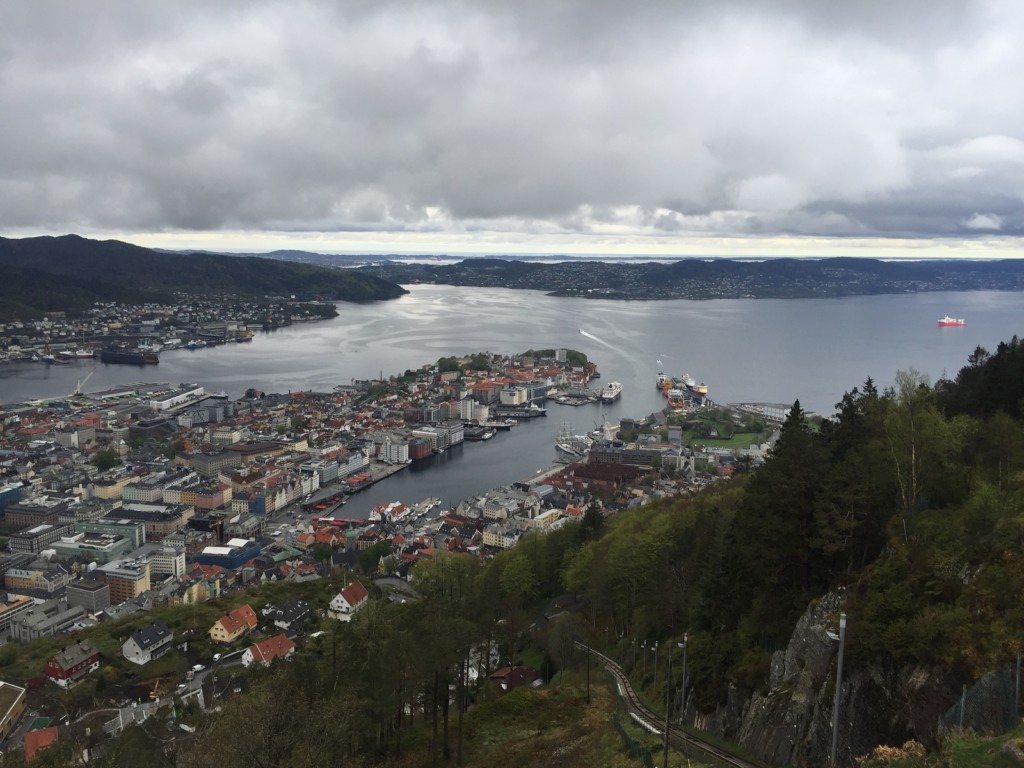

{"left": 938, "top": 315, "right": 966, "bottom": 327}
{"left": 59, "top": 348, "right": 96, "bottom": 360}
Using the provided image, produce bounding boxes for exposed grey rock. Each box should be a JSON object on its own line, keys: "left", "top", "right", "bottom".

{"left": 698, "top": 593, "right": 965, "bottom": 766}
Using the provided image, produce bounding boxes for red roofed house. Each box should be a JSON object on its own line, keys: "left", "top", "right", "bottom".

{"left": 242, "top": 633, "right": 296, "bottom": 668}
{"left": 24, "top": 726, "right": 58, "bottom": 762}
{"left": 208, "top": 604, "right": 258, "bottom": 644}
{"left": 327, "top": 580, "right": 369, "bottom": 622}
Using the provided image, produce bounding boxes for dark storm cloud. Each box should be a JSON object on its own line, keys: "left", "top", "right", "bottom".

{"left": 0, "top": 0, "right": 1020, "bottom": 244}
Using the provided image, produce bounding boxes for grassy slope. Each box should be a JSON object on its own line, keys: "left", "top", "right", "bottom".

{"left": 393, "top": 672, "right": 708, "bottom": 768}
{"left": 860, "top": 728, "right": 1024, "bottom": 767}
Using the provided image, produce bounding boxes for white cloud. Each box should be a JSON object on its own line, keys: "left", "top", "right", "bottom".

{"left": 1, "top": 0, "right": 1023, "bottom": 251}
{"left": 963, "top": 213, "right": 1004, "bottom": 230}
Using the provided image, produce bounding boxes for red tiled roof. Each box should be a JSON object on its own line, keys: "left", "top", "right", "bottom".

{"left": 213, "top": 604, "right": 257, "bottom": 636}
{"left": 25, "top": 727, "right": 58, "bottom": 762}
{"left": 340, "top": 580, "right": 369, "bottom": 607}
{"left": 248, "top": 633, "right": 296, "bottom": 664}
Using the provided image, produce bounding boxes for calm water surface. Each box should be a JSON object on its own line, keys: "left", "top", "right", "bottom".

{"left": 2, "top": 287, "right": 1020, "bottom": 515}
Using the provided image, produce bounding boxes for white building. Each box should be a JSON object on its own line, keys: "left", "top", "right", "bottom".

{"left": 122, "top": 622, "right": 173, "bottom": 666}
{"left": 327, "top": 581, "right": 369, "bottom": 622}
{"left": 380, "top": 440, "right": 410, "bottom": 464}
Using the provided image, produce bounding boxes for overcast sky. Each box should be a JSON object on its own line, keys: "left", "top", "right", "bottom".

{"left": 2, "top": 0, "right": 1023, "bottom": 256}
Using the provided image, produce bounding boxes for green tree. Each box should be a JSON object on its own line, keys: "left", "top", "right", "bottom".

{"left": 92, "top": 448, "right": 121, "bottom": 471}
{"left": 581, "top": 501, "right": 604, "bottom": 540}
{"left": 311, "top": 543, "right": 333, "bottom": 571}
{"left": 358, "top": 540, "right": 391, "bottom": 574}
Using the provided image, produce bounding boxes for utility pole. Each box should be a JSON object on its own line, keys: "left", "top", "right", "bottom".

{"left": 679, "top": 633, "right": 688, "bottom": 725}
{"left": 586, "top": 642, "right": 591, "bottom": 705}
{"left": 653, "top": 640, "right": 659, "bottom": 688}
{"left": 663, "top": 647, "right": 674, "bottom": 768}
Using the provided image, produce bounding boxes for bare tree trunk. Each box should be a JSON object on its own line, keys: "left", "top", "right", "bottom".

{"left": 442, "top": 670, "right": 451, "bottom": 759}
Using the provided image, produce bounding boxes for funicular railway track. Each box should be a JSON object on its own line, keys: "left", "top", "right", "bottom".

{"left": 576, "top": 642, "right": 767, "bottom": 768}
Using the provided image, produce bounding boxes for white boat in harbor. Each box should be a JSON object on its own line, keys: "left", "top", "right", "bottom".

{"left": 600, "top": 381, "right": 622, "bottom": 402}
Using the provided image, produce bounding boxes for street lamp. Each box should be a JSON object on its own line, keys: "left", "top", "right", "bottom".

{"left": 642, "top": 641, "right": 648, "bottom": 678}
{"left": 828, "top": 613, "right": 847, "bottom": 767}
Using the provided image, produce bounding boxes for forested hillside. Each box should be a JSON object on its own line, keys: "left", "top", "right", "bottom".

{"left": 0, "top": 235, "right": 407, "bottom": 318}
{"left": 14, "top": 337, "right": 1024, "bottom": 767}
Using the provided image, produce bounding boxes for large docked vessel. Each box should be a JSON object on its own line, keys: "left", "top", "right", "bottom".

{"left": 657, "top": 370, "right": 709, "bottom": 410}
{"left": 938, "top": 315, "right": 966, "bottom": 327}
{"left": 556, "top": 421, "right": 594, "bottom": 460}
{"left": 600, "top": 381, "right": 622, "bottom": 402}
{"left": 99, "top": 347, "right": 159, "bottom": 365}
{"left": 657, "top": 371, "right": 708, "bottom": 398}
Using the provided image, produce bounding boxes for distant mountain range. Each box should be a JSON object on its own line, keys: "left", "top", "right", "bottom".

{"left": 356, "top": 255, "right": 1024, "bottom": 299}
{"left": 0, "top": 235, "right": 407, "bottom": 320}
{"left": 6, "top": 234, "right": 1024, "bottom": 321}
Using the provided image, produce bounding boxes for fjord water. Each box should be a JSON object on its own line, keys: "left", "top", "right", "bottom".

{"left": 1, "top": 286, "right": 1019, "bottom": 515}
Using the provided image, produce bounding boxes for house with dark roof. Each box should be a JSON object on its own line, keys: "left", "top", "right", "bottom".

{"left": 43, "top": 640, "right": 100, "bottom": 688}
{"left": 327, "top": 581, "right": 369, "bottom": 622}
{"left": 265, "top": 599, "right": 310, "bottom": 632}
{"left": 122, "top": 621, "right": 173, "bottom": 666}
{"left": 488, "top": 665, "right": 541, "bottom": 696}
{"left": 242, "top": 633, "right": 296, "bottom": 667}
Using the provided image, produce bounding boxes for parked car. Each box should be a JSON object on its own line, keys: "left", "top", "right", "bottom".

{"left": 192, "top": 664, "right": 205, "bottom": 672}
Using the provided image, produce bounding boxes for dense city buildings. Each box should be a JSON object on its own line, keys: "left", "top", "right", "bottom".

{"left": 0, "top": 347, "right": 753, "bottom": 654}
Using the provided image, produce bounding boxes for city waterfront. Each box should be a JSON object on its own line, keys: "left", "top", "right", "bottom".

{"left": 2, "top": 286, "right": 1021, "bottom": 516}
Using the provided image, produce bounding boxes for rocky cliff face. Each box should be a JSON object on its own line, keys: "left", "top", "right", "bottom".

{"left": 689, "top": 593, "right": 966, "bottom": 766}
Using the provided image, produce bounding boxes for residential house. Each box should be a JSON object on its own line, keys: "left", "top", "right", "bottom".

{"left": 208, "top": 604, "right": 258, "bottom": 644}
{"left": 24, "top": 725, "right": 59, "bottom": 762}
{"left": 265, "top": 599, "right": 310, "bottom": 633}
{"left": 327, "top": 580, "right": 369, "bottom": 622}
{"left": 122, "top": 621, "right": 173, "bottom": 666}
{"left": 43, "top": 640, "right": 101, "bottom": 688}
{"left": 242, "top": 633, "right": 296, "bottom": 668}
{"left": 488, "top": 665, "right": 541, "bottom": 696}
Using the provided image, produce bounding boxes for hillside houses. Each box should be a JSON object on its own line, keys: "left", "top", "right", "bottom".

{"left": 242, "top": 633, "right": 296, "bottom": 667}
{"left": 122, "top": 621, "right": 173, "bottom": 665}
{"left": 209, "top": 604, "right": 258, "bottom": 644}
{"left": 328, "top": 581, "right": 369, "bottom": 622}
{"left": 43, "top": 640, "right": 100, "bottom": 688}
